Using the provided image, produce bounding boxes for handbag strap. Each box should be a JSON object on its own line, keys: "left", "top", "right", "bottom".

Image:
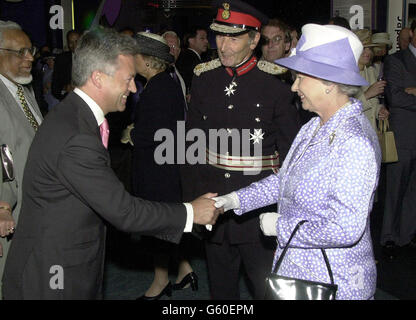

{"left": 272, "top": 220, "right": 335, "bottom": 285}
{"left": 378, "top": 119, "right": 389, "bottom": 133}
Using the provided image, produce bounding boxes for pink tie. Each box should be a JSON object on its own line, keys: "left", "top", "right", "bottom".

{"left": 100, "top": 119, "right": 109, "bottom": 149}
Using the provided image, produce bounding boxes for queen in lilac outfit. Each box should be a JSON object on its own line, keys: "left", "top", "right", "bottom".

{"left": 214, "top": 24, "right": 381, "bottom": 300}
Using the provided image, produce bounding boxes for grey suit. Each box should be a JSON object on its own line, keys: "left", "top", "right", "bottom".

{"left": 381, "top": 47, "right": 416, "bottom": 246}
{"left": 2, "top": 92, "right": 187, "bottom": 299}
{"left": 0, "top": 78, "right": 42, "bottom": 298}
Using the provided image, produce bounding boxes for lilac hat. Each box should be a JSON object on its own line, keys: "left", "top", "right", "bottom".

{"left": 275, "top": 24, "right": 368, "bottom": 86}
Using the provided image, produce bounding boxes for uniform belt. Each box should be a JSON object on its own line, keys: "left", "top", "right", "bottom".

{"left": 206, "top": 149, "right": 279, "bottom": 172}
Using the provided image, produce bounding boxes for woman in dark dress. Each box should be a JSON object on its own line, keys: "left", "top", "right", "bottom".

{"left": 131, "top": 32, "right": 197, "bottom": 299}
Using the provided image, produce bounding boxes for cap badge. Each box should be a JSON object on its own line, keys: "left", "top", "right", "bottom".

{"left": 222, "top": 3, "right": 231, "bottom": 20}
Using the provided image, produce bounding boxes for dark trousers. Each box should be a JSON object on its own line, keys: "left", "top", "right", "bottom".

{"left": 205, "top": 237, "right": 274, "bottom": 300}
{"left": 381, "top": 148, "right": 416, "bottom": 246}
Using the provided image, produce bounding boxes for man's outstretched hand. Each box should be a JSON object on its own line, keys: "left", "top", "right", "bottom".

{"left": 191, "top": 193, "right": 223, "bottom": 226}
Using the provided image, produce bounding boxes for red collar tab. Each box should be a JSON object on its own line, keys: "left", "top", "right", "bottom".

{"left": 216, "top": 9, "right": 261, "bottom": 30}
{"left": 225, "top": 56, "right": 258, "bottom": 77}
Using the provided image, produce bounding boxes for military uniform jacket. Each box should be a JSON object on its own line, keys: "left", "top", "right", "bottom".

{"left": 181, "top": 57, "right": 300, "bottom": 244}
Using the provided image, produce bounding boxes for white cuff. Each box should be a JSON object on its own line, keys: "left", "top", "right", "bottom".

{"left": 183, "top": 203, "right": 194, "bottom": 233}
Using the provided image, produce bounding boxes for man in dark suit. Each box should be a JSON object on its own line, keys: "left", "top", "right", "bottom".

{"left": 0, "top": 20, "right": 43, "bottom": 298}
{"left": 51, "top": 30, "right": 80, "bottom": 101}
{"left": 381, "top": 20, "right": 416, "bottom": 256}
{"left": 175, "top": 26, "right": 209, "bottom": 93}
{"left": 181, "top": 0, "right": 300, "bottom": 299}
{"left": 2, "top": 28, "right": 219, "bottom": 300}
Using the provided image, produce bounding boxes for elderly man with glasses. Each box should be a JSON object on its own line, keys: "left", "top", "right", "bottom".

{"left": 0, "top": 20, "right": 43, "bottom": 299}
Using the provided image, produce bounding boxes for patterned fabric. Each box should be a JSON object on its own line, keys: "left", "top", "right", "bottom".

{"left": 16, "top": 85, "right": 39, "bottom": 131}
{"left": 99, "top": 119, "right": 109, "bottom": 149}
{"left": 235, "top": 99, "right": 381, "bottom": 300}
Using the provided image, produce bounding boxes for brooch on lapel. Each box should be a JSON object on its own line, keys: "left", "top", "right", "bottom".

{"left": 329, "top": 132, "right": 336, "bottom": 145}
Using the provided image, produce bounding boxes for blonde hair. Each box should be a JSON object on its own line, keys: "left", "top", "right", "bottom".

{"left": 141, "top": 54, "right": 168, "bottom": 72}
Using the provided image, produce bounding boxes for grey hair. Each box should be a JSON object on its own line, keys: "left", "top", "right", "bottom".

{"left": 247, "top": 30, "right": 260, "bottom": 47}
{"left": 321, "top": 79, "right": 360, "bottom": 97}
{"left": 161, "top": 31, "right": 181, "bottom": 47}
{"left": 0, "top": 20, "right": 22, "bottom": 47}
{"left": 248, "top": 30, "right": 258, "bottom": 41}
{"left": 72, "top": 27, "right": 138, "bottom": 87}
{"left": 141, "top": 54, "right": 168, "bottom": 72}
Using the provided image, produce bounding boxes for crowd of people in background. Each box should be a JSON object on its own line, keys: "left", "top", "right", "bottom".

{"left": 1, "top": 0, "right": 416, "bottom": 300}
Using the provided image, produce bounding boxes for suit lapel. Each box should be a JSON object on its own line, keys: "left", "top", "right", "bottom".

{"left": 67, "top": 92, "right": 102, "bottom": 141}
{"left": 175, "top": 67, "right": 187, "bottom": 101}
{"left": 401, "top": 49, "right": 416, "bottom": 82}
{"left": 0, "top": 80, "right": 36, "bottom": 135}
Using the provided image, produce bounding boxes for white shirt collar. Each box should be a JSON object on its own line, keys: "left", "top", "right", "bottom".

{"left": 408, "top": 43, "right": 416, "bottom": 58}
{"left": 0, "top": 73, "right": 18, "bottom": 96}
{"left": 73, "top": 88, "right": 105, "bottom": 126}
{"left": 188, "top": 48, "right": 201, "bottom": 61}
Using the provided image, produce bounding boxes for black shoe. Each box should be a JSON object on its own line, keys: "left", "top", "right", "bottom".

{"left": 173, "top": 272, "right": 198, "bottom": 291}
{"left": 136, "top": 282, "right": 172, "bottom": 300}
{"left": 382, "top": 241, "right": 397, "bottom": 260}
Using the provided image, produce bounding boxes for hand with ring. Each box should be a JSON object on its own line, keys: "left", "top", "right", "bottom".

{"left": 0, "top": 201, "right": 15, "bottom": 237}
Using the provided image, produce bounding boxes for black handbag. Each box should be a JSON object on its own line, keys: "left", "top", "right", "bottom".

{"left": 1, "top": 144, "right": 14, "bottom": 182}
{"left": 264, "top": 220, "right": 338, "bottom": 300}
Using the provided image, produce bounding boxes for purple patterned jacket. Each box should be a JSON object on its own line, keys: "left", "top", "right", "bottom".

{"left": 235, "top": 99, "right": 381, "bottom": 300}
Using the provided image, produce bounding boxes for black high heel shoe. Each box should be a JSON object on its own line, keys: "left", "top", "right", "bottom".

{"left": 173, "top": 272, "right": 198, "bottom": 291}
{"left": 136, "top": 282, "right": 172, "bottom": 300}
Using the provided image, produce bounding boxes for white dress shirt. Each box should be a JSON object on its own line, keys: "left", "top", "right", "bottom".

{"left": 73, "top": 87, "right": 194, "bottom": 232}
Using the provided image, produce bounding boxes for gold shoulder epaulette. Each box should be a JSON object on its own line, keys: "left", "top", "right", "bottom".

{"left": 257, "top": 60, "right": 287, "bottom": 75}
{"left": 194, "top": 59, "right": 222, "bottom": 76}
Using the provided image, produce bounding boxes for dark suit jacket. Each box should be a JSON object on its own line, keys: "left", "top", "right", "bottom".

{"left": 384, "top": 47, "right": 416, "bottom": 150}
{"left": 175, "top": 48, "right": 202, "bottom": 92}
{"left": 51, "top": 51, "right": 72, "bottom": 101}
{"left": 2, "top": 92, "right": 186, "bottom": 300}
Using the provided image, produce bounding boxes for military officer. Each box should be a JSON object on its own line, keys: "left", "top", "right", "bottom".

{"left": 181, "top": 0, "right": 300, "bottom": 299}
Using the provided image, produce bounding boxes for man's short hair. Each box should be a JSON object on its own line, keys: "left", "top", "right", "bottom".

{"left": 411, "top": 20, "right": 416, "bottom": 33}
{"left": 72, "top": 27, "right": 138, "bottom": 87}
{"left": 261, "top": 18, "right": 291, "bottom": 44}
{"left": 66, "top": 29, "right": 80, "bottom": 41}
{"left": 162, "top": 30, "right": 181, "bottom": 47}
{"left": 0, "top": 20, "right": 22, "bottom": 47}
{"left": 183, "top": 26, "right": 207, "bottom": 48}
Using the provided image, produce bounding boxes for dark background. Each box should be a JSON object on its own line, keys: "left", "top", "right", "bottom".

{"left": 0, "top": 0, "right": 389, "bottom": 50}
{"left": 0, "top": 0, "right": 332, "bottom": 48}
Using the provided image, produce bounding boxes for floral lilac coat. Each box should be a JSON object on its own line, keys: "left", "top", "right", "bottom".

{"left": 235, "top": 99, "right": 381, "bottom": 300}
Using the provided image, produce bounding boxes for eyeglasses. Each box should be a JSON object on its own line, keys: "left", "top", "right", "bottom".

{"left": 0, "top": 47, "right": 37, "bottom": 58}
{"left": 261, "top": 35, "right": 283, "bottom": 46}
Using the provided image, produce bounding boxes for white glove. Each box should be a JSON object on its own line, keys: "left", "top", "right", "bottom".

{"left": 213, "top": 192, "right": 240, "bottom": 212}
{"left": 259, "top": 212, "right": 281, "bottom": 236}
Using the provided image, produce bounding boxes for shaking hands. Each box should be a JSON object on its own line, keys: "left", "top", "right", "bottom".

{"left": 191, "top": 193, "right": 223, "bottom": 227}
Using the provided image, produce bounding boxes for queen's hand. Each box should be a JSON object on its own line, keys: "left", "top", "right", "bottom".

{"left": 259, "top": 212, "right": 281, "bottom": 236}
{"left": 212, "top": 192, "right": 240, "bottom": 212}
